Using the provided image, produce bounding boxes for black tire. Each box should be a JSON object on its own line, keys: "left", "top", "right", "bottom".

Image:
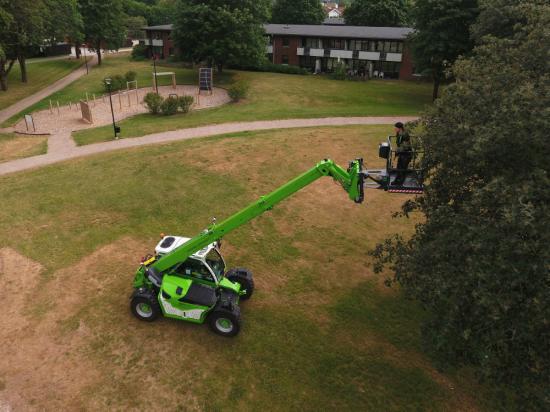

{"left": 130, "top": 294, "right": 161, "bottom": 322}
{"left": 226, "top": 267, "right": 254, "bottom": 300}
{"left": 208, "top": 309, "right": 241, "bottom": 337}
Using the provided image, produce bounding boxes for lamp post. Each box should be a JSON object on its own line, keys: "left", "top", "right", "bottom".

{"left": 153, "top": 54, "right": 159, "bottom": 94}
{"left": 82, "top": 44, "right": 89, "bottom": 75}
{"left": 105, "top": 78, "right": 120, "bottom": 139}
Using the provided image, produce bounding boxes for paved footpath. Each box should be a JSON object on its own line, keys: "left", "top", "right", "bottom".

{"left": 0, "top": 116, "right": 417, "bottom": 177}
{"left": 0, "top": 55, "right": 98, "bottom": 125}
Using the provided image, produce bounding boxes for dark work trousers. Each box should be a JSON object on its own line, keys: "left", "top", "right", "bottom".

{"left": 394, "top": 152, "right": 412, "bottom": 185}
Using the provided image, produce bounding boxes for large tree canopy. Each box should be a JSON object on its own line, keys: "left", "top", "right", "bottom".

{"left": 271, "top": 0, "right": 325, "bottom": 25}
{"left": 173, "top": 0, "right": 270, "bottom": 72}
{"left": 343, "top": 0, "right": 409, "bottom": 27}
{"left": 79, "top": 0, "right": 126, "bottom": 65}
{"left": 409, "top": 0, "right": 478, "bottom": 101}
{"left": 373, "top": 2, "right": 550, "bottom": 408}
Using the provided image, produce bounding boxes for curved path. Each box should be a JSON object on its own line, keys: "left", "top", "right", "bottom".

{"left": 0, "top": 55, "right": 98, "bottom": 125}
{"left": 0, "top": 116, "right": 417, "bottom": 177}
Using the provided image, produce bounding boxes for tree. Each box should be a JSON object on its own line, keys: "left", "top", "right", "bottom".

{"left": 44, "top": 0, "right": 84, "bottom": 59}
{"left": 271, "top": 0, "right": 325, "bottom": 25}
{"left": 409, "top": 0, "right": 478, "bottom": 101}
{"left": 0, "top": 1, "right": 15, "bottom": 91}
{"left": 173, "top": 0, "right": 270, "bottom": 72}
{"left": 79, "top": 0, "right": 126, "bottom": 65}
{"left": 1, "top": 0, "right": 47, "bottom": 84}
{"left": 343, "top": 0, "right": 409, "bottom": 27}
{"left": 372, "top": 3, "right": 550, "bottom": 408}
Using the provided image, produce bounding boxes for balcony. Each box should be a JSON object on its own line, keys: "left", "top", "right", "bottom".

{"left": 266, "top": 45, "right": 273, "bottom": 54}
{"left": 385, "top": 53, "right": 403, "bottom": 62}
{"left": 358, "top": 51, "right": 380, "bottom": 61}
{"left": 143, "top": 39, "right": 163, "bottom": 47}
{"left": 330, "top": 49, "right": 353, "bottom": 59}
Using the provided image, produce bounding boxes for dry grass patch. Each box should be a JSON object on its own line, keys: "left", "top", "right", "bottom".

{"left": 0, "top": 133, "right": 47, "bottom": 163}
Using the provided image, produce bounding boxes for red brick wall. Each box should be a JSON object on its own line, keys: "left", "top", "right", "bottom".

{"left": 272, "top": 36, "right": 300, "bottom": 66}
{"left": 162, "top": 32, "right": 174, "bottom": 58}
{"left": 399, "top": 45, "right": 414, "bottom": 80}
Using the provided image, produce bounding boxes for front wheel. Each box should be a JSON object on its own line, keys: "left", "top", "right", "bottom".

{"left": 208, "top": 310, "right": 241, "bottom": 337}
{"left": 131, "top": 294, "right": 160, "bottom": 322}
{"left": 226, "top": 268, "right": 254, "bottom": 300}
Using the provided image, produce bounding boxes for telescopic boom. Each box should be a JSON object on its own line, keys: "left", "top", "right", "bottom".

{"left": 149, "top": 158, "right": 365, "bottom": 274}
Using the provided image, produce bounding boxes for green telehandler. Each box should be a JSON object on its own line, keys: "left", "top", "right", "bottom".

{"left": 131, "top": 158, "right": 365, "bottom": 336}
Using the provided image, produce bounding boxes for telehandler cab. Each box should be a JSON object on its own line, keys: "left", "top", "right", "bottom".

{"left": 131, "top": 158, "right": 365, "bottom": 336}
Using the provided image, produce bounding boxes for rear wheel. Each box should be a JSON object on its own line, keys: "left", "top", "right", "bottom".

{"left": 226, "top": 268, "right": 254, "bottom": 300}
{"left": 208, "top": 310, "right": 241, "bottom": 337}
{"left": 131, "top": 294, "right": 160, "bottom": 322}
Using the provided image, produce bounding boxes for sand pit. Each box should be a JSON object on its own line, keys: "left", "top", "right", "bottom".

{"left": 15, "top": 85, "right": 230, "bottom": 135}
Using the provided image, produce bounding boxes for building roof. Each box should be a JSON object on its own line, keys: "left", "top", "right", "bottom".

{"left": 143, "top": 23, "right": 413, "bottom": 40}
{"left": 264, "top": 24, "right": 413, "bottom": 40}
{"left": 143, "top": 24, "right": 173, "bottom": 31}
{"left": 323, "top": 17, "right": 345, "bottom": 25}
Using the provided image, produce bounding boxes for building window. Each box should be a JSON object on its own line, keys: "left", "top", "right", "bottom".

{"left": 282, "top": 37, "right": 290, "bottom": 47}
{"left": 327, "top": 38, "right": 345, "bottom": 50}
{"left": 304, "top": 37, "right": 320, "bottom": 48}
{"left": 282, "top": 55, "right": 289, "bottom": 64}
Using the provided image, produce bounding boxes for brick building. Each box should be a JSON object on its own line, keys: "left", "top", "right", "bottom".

{"left": 265, "top": 24, "right": 415, "bottom": 79}
{"left": 142, "top": 23, "right": 415, "bottom": 79}
{"left": 141, "top": 24, "right": 174, "bottom": 59}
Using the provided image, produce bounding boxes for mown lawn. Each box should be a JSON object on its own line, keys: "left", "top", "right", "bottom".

{"left": 0, "top": 58, "right": 86, "bottom": 111}
{"left": 0, "top": 132, "right": 47, "bottom": 163}
{"left": 1, "top": 53, "right": 432, "bottom": 141}
{"left": 0, "top": 125, "right": 496, "bottom": 411}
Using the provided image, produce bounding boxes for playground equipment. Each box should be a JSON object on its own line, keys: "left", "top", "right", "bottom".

{"left": 153, "top": 71, "right": 176, "bottom": 90}
{"left": 364, "top": 135, "right": 424, "bottom": 194}
{"left": 199, "top": 67, "right": 213, "bottom": 95}
{"left": 130, "top": 158, "right": 365, "bottom": 337}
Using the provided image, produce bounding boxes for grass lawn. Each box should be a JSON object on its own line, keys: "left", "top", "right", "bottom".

{"left": 0, "top": 132, "right": 47, "bottom": 163}
{"left": 0, "top": 125, "right": 497, "bottom": 411}
{"left": 0, "top": 58, "right": 86, "bottom": 111}
{"left": 1, "top": 53, "right": 432, "bottom": 141}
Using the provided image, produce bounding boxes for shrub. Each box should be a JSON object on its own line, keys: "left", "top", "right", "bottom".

{"left": 178, "top": 95, "right": 194, "bottom": 113}
{"left": 125, "top": 70, "right": 137, "bottom": 82}
{"left": 144, "top": 92, "right": 163, "bottom": 114}
{"left": 103, "top": 74, "right": 125, "bottom": 92}
{"left": 330, "top": 62, "right": 347, "bottom": 81}
{"left": 160, "top": 96, "right": 179, "bottom": 115}
{"left": 227, "top": 81, "right": 250, "bottom": 102}
{"left": 131, "top": 44, "right": 148, "bottom": 60}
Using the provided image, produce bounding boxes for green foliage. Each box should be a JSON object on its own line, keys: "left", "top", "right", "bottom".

{"left": 409, "top": 0, "right": 479, "bottom": 100}
{"left": 131, "top": 44, "right": 148, "bottom": 60}
{"left": 124, "top": 70, "right": 137, "bottom": 82}
{"left": 102, "top": 74, "right": 125, "bottom": 92}
{"left": 227, "top": 81, "right": 250, "bottom": 102}
{"left": 160, "top": 95, "right": 179, "bottom": 115}
{"left": 173, "top": 0, "right": 270, "bottom": 72}
{"left": 372, "top": 3, "right": 550, "bottom": 409}
{"left": 330, "top": 62, "right": 347, "bottom": 81}
{"left": 271, "top": 0, "right": 325, "bottom": 24}
{"left": 79, "top": 0, "right": 126, "bottom": 64}
{"left": 43, "top": 0, "right": 83, "bottom": 46}
{"left": 143, "top": 92, "right": 163, "bottom": 114}
{"left": 124, "top": 14, "right": 147, "bottom": 39}
{"left": 343, "top": 0, "right": 410, "bottom": 26}
{"left": 177, "top": 95, "right": 193, "bottom": 113}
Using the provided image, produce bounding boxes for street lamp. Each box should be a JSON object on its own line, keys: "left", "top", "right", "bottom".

{"left": 153, "top": 54, "right": 159, "bottom": 94}
{"left": 82, "top": 44, "right": 89, "bottom": 75}
{"left": 104, "top": 78, "right": 120, "bottom": 139}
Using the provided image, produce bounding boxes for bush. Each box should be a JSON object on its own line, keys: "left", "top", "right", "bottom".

{"left": 230, "top": 60, "right": 310, "bottom": 75}
{"left": 160, "top": 96, "right": 179, "bottom": 115}
{"left": 125, "top": 70, "right": 137, "bottom": 82}
{"left": 131, "top": 44, "right": 148, "bottom": 60}
{"left": 227, "top": 81, "right": 250, "bottom": 102}
{"left": 178, "top": 95, "right": 194, "bottom": 113}
{"left": 330, "top": 62, "right": 347, "bottom": 81}
{"left": 103, "top": 74, "right": 126, "bottom": 92}
{"left": 144, "top": 92, "right": 163, "bottom": 114}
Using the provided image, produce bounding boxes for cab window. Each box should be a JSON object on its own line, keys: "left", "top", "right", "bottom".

{"left": 206, "top": 248, "right": 225, "bottom": 277}
{"left": 174, "top": 258, "right": 214, "bottom": 282}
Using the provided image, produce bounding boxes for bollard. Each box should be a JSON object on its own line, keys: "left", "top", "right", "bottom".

{"left": 93, "top": 94, "right": 96, "bottom": 107}
{"left": 57, "top": 101, "right": 60, "bottom": 115}
{"left": 118, "top": 92, "right": 122, "bottom": 110}
{"left": 127, "top": 92, "right": 131, "bottom": 107}
{"left": 69, "top": 101, "right": 72, "bottom": 110}
{"left": 49, "top": 100, "right": 53, "bottom": 114}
